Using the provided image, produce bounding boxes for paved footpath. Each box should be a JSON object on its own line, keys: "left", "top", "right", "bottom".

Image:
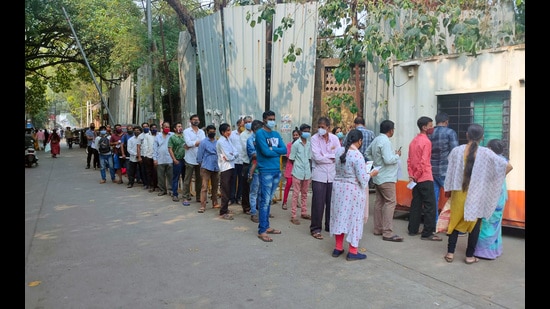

{"left": 25, "top": 143, "right": 525, "bottom": 309}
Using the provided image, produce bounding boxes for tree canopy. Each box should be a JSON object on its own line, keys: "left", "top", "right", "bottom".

{"left": 25, "top": 0, "right": 147, "bottom": 118}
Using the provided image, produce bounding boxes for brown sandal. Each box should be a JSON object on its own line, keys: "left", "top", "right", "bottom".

{"left": 301, "top": 214, "right": 311, "bottom": 220}
{"left": 258, "top": 234, "right": 273, "bottom": 242}
{"left": 198, "top": 207, "right": 205, "bottom": 213}
{"left": 266, "top": 228, "right": 281, "bottom": 234}
{"left": 290, "top": 218, "right": 300, "bottom": 225}
{"left": 282, "top": 203, "right": 288, "bottom": 210}
{"left": 311, "top": 232, "right": 324, "bottom": 240}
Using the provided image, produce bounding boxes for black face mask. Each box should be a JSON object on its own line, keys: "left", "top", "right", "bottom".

{"left": 208, "top": 133, "right": 216, "bottom": 139}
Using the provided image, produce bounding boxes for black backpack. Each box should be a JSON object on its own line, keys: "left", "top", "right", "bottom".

{"left": 98, "top": 136, "right": 111, "bottom": 154}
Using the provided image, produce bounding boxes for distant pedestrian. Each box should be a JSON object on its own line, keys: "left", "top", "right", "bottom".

{"left": 48, "top": 129, "right": 61, "bottom": 158}
{"left": 36, "top": 129, "right": 45, "bottom": 150}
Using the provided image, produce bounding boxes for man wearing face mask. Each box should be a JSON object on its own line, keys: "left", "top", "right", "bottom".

{"left": 126, "top": 126, "right": 143, "bottom": 189}
{"left": 239, "top": 116, "right": 254, "bottom": 214}
{"left": 85, "top": 123, "right": 99, "bottom": 169}
{"left": 288, "top": 123, "right": 312, "bottom": 225}
{"left": 168, "top": 122, "right": 186, "bottom": 202}
{"left": 406, "top": 116, "right": 442, "bottom": 241}
{"left": 196, "top": 125, "right": 220, "bottom": 213}
{"left": 182, "top": 114, "right": 206, "bottom": 205}
{"left": 309, "top": 117, "right": 341, "bottom": 240}
{"left": 145, "top": 123, "right": 159, "bottom": 192}
{"left": 153, "top": 121, "right": 174, "bottom": 196}
{"left": 254, "top": 110, "right": 287, "bottom": 242}
{"left": 110, "top": 124, "right": 126, "bottom": 184}
{"left": 94, "top": 125, "right": 116, "bottom": 184}
{"left": 138, "top": 122, "right": 154, "bottom": 191}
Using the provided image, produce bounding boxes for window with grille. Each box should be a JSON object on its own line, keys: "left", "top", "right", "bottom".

{"left": 437, "top": 91, "right": 510, "bottom": 158}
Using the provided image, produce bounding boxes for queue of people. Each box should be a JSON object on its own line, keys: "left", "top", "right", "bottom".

{"left": 75, "top": 112, "right": 512, "bottom": 264}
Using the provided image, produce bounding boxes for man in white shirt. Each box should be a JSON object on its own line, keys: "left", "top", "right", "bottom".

{"left": 138, "top": 122, "right": 156, "bottom": 191}
{"left": 229, "top": 118, "right": 245, "bottom": 206}
{"left": 126, "top": 126, "right": 142, "bottom": 188}
{"left": 239, "top": 116, "right": 254, "bottom": 214}
{"left": 182, "top": 114, "right": 206, "bottom": 204}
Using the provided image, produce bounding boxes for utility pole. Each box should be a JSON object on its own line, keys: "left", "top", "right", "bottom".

{"left": 159, "top": 16, "right": 174, "bottom": 123}
{"left": 62, "top": 7, "right": 115, "bottom": 126}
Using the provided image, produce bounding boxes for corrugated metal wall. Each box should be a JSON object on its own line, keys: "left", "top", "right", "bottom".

{"left": 136, "top": 64, "right": 154, "bottom": 125}
{"left": 107, "top": 74, "right": 134, "bottom": 125}
{"left": 190, "top": 2, "right": 317, "bottom": 139}
{"left": 177, "top": 31, "right": 197, "bottom": 124}
{"left": 195, "top": 11, "right": 230, "bottom": 129}
{"left": 270, "top": 2, "right": 318, "bottom": 143}
{"left": 223, "top": 5, "right": 266, "bottom": 125}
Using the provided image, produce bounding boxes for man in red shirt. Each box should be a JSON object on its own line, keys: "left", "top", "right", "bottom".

{"left": 407, "top": 116, "right": 442, "bottom": 241}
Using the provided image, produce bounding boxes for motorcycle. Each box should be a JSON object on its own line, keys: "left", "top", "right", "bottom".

{"left": 25, "top": 135, "right": 39, "bottom": 168}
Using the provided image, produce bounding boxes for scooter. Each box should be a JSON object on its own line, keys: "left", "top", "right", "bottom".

{"left": 25, "top": 135, "right": 39, "bottom": 168}
{"left": 25, "top": 147, "right": 39, "bottom": 168}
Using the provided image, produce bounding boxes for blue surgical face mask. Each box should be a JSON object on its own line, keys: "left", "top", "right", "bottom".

{"left": 267, "top": 120, "right": 276, "bottom": 129}
{"left": 245, "top": 122, "right": 252, "bottom": 130}
{"left": 337, "top": 132, "right": 344, "bottom": 139}
{"left": 143, "top": 128, "right": 150, "bottom": 133}
{"left": 318, "top": 128, "right": 327, "bottom": 136}
{"left": 301, "top": 132, "right": 311, "bottom": 139}
{"left": 100, "top": 130, "right": 107, "bottom": 135}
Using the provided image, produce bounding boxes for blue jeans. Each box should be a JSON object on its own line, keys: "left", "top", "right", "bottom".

{"left": 171, "top": 159, "right": 185, "bottom": 197}
{"left": 433, "top": 175, "right": 445, "bottom": 224}
{"left": 258, "top": 171, "right": 280, "bottom": 234}
{"left": 248, "top": 173, "right": 260, "bottom": 216}
{"left": 99, "top": 153, "right": 116, "bottom": 181}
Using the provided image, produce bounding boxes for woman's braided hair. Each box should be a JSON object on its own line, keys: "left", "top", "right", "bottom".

{"left": 462, "top": 124, "right": 484, "bottom": 192}
{"left": 340, "top": 129, "right": 362, "bottom": 164}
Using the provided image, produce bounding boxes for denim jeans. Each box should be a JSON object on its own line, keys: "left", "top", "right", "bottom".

{"left": 99, "top": 153, "right": 116, "bottom": 181}
{"left": 433, "top": 175, "right": 445, "bottom": 224}
{"left": 171, "top": 159, "right": 185, "bottom": 197}
{"left": 248, "top": 173, "right": 260, "bottom": 216}
{"left": 258, "top": 171, "right": 280, "bottom": 234}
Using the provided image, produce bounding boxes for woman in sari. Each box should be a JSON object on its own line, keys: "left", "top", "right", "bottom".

{"left": 443, "top": 124, "right": 512, "bottom": 264}
{"left": 474, "top": 139, "right": 509, "bottom": 260}
{"left": 48, "top": 129, "right": 61, "bottom": 158}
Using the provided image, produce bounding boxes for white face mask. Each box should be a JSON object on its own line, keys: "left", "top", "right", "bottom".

{"left": 318, "top": 128, "right": 327, "bottom": 136}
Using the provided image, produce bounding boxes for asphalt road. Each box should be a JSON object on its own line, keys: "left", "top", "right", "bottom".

{"left": 25, "top": 142, "right": 525, "bottom": 309}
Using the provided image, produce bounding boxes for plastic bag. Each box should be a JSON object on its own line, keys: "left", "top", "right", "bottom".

{"left": 44, "top": 142, "right": 51, "bottom": 153}
{"left": 436, "top": 199, "right": 451, "bottom": 233}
